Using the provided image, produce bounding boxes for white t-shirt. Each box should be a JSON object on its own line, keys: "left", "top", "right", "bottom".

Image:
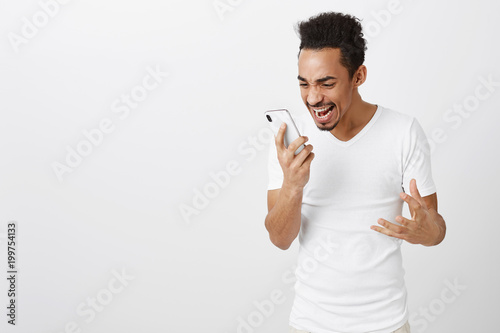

{"left": 267, "top": 105, "right": 436, "bottom": 333}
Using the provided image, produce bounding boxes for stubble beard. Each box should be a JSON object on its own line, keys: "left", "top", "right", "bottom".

{"left": 316, "top": 118, "right": 340, "bottom": 132}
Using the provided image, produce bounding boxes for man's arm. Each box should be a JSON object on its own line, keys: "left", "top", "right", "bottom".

{"left": 265, "top": 123, "right": 314, "bottom": 250}
{"left": 265, "top": 187, "right": 303, "bottom": 250}
{"left": 373, "top": 179, "right": 447, "bottom": 247}
{"left": 413, "top": 192, "right": 446, "bottom": 246}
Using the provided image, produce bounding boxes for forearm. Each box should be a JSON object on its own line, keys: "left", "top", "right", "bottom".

{"left": 265, "top": 185, "right": 303, "bottom": 250}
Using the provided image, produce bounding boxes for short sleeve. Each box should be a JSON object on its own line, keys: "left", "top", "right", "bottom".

{"left": 401, "top": 118, "right": 437, "bottom": 197}
{"left": 267, "top": 139, "right": 284, "bottom": 190}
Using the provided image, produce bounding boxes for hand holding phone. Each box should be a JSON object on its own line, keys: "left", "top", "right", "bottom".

{"left": 265, "top": 109, "right": 305, "bottom": 155}
{"left": 265, "top": 108, "right": 315, "bottom": 191}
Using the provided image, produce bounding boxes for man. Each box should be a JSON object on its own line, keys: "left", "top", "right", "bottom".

{"left": 265, "top": 12, "right": 446, "bottom": 333}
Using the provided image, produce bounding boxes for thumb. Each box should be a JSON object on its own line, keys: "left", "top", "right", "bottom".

{"left": 410, "top": 178, "right": 428, "bottom": 209}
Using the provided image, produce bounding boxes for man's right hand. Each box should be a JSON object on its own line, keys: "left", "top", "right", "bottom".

{"left": 275, "top": 123, "right": 315, "bottom": 192}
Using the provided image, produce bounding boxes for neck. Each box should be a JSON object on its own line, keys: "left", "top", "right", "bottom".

{"left": 330, "top": 90, "right": 377, "bottom": 140}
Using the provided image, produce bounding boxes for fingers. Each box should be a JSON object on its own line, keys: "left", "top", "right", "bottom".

{"left": 274, "top": 125, "right": 314, "bottom": 190}
{"left": 275, "top": 123, "right": 309, "bottom": 158}
{"left": 378, "top": 218, "right": 406, "bottom": 234}
{"left": 275, "top": 123, "right": 287, "bottom": 152}
{"left": 303, "top": 151, "right": 315, "bottom": 168}
{"left": 288, "top": 135, "right": 309, "bottom": 154}
{"left": 395, "top": 215, "right": 412, "bottom": 227}
{"left": 400, "top": 190, "right": 424, "bottom": 219}
{"left": 371, "top": 218, "right": 406, "bottom": 240}
{"left": 409, "top": 178, "right": 428, "bottom": 210}
{"left": 291, "top": 144, "right": 314, "bottom": 168}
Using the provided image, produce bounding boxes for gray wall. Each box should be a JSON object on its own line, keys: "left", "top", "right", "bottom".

{"left": 1, "top": 0, "right": 498, "bottom": 332}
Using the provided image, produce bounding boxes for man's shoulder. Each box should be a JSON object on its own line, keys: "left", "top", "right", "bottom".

{"left": 377, "top": 105, "right": 415, "bottom": 128}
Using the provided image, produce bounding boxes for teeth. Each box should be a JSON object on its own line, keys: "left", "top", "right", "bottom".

{"left": 312, "top": 106, "right": 331, "bottom": 112}
{"left": 315, "top": 110, "right": 331, "bottom": 119}
{"left": 313, "top": 105, "right": 333, "bottom": 119}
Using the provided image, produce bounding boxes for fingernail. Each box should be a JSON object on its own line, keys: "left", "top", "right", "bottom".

{"left": 280, "top": 123, "right": 286, "bottom": 129}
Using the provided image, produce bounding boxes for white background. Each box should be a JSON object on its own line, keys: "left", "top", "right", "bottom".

{"left": 0, "top": 0, "right": 499, "bottom": 332}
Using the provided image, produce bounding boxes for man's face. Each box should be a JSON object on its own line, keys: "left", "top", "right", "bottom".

{"left": 298, "top": 48, "right": 355, "bottom": 132}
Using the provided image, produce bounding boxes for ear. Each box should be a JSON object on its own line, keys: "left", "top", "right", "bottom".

{"left": 352, "top": 65, "right": 367, "bottom": 88}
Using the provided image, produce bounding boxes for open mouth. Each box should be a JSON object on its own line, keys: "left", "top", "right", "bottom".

{"left": 311, "top": 105, "right": 335, "bottom": 122}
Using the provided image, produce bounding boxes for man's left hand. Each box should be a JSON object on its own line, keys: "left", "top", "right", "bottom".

{"left": 371, "top": 179, "right": 441, "bottom": 246}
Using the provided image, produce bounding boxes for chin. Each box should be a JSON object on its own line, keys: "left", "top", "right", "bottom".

{"left": 315, "top": 121, "right": 338, "bottom": 132}
{"left": 308, "top": 104, "right": 339, "bottom": 132}
{"left": 309, "top": 110, "right": 339, "bottom": 132}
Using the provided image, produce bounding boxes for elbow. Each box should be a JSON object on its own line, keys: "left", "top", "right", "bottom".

{"left": 435, "top": 215, "right": 447, "bottom": 246}
{"left": 428, "top": 218, "right": 446, "bottom": 246}
{"left": 437, "top": 223, "right": 447, "bottom": 245}
{"left": 264, "top": 215, "right": 295, "bottom": 250}
{"left": 270, "top": 235, "right": 292, "bottom": 250}
{"left": 268, "top": 231, "right": 294, "bottom": 250}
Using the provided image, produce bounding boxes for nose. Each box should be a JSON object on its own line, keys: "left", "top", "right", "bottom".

{"left": 307, "top": 86, "right": 323, "bottom": 107}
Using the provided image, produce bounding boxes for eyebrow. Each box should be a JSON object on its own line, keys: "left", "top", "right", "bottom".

{"left": 297, "top": 75, "right": 337, "bottom": 83}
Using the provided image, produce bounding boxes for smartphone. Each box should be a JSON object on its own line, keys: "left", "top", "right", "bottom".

{"left": 264, "top": 109, "right": 305, "bottom": 155}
